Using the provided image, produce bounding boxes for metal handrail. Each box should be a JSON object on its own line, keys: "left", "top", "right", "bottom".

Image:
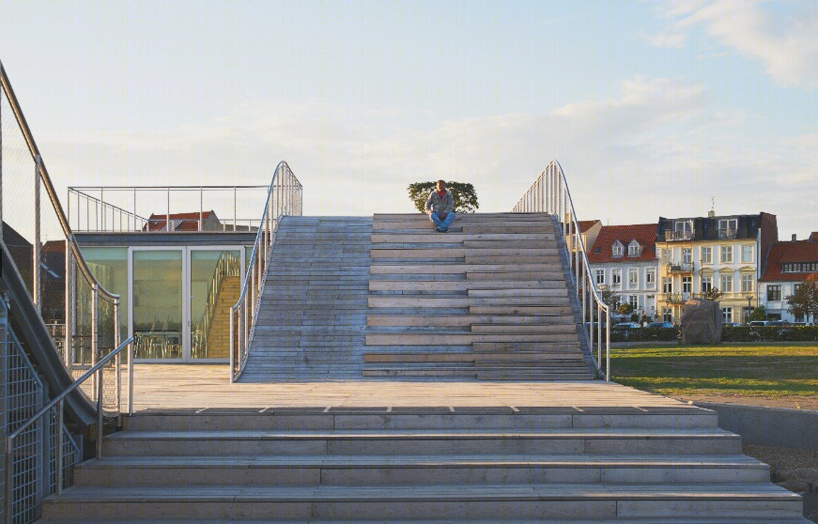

{"left": 230, "top": 161, "right": 302, "bottom": 381}
{"left": 0, "top": 61, "right": 120, "bottom": 304}
{"left": 4, "top": 335, "right": 134, "bottom": 522}
{"left": 512, "top": 160, "right": 612, "bottom": 380}
{"left": 68, "top": 185, "right": 269, "bottom": 233}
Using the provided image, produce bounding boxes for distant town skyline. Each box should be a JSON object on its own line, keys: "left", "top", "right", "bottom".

{"left": 2, "top": 0, "right": 816, "bottom": 239}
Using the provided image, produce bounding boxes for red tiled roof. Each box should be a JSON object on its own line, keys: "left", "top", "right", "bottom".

{"left": 145, "top": 211, "right": 215, "bottom": 231}
{"left": 587, "top": 223, "right": 657, "bottom": 264}
{"left": 760, "top": 239, "right": 818, "bottom": 282}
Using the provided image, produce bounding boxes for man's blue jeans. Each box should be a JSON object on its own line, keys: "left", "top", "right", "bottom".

{"left": 429, "top": 212, "right": 456, "bottom": 231}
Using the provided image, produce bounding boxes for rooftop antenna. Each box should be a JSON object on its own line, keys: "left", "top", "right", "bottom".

{"left": 708, "top": 197, "right": 715, "bottom": 218}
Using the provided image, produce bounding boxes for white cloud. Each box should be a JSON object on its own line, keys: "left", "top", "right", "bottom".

{"left": 642, "top": 31, "right": 688, "bottom": 48}
{"left": 31, "top": 75, "right": 818, "bottom": 240}
{"left": 654, "top": 0, "right": 818, "bottom": 88}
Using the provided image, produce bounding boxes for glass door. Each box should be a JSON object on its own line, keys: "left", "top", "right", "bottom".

{"left": 131, "top": 249, "right": 184, "bottom": 360}
{"left": 189, "top": 248, "right": 242, "bottom": 360}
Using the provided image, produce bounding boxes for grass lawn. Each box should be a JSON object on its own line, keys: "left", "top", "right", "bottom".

{"left": 611, "top": 343, "right": 818, "bottom": 400}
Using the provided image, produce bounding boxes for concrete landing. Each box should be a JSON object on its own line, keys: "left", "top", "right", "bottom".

{"left": 125, "top": 364, "right": 691, "bottom": 411}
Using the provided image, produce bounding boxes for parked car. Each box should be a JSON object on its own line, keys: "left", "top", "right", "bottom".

{"left": 613, "top": 322, "right": 641, "bottom": 330}
{"left": 646, "top": 321, "right": 673, "bottom": 329}
{"left": 722, "top": 322, "right": 741, "bottom": 327}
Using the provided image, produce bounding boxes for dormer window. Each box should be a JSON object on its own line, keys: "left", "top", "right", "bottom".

{"left": 718, "top": 218, "right": 737, "bottom": 239}
{"left": 612, "top": 241, "right": 624, "bottom": 257}
{"left": 627, "top": 240, "right": 641, "bottom": 257}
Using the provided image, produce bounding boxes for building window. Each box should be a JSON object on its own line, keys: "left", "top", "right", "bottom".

{"left": 646, "top": 268, "right": 656, "bottom": 287}
{"left": 612, "top": 269, "right": 621, "bottom": 287}
{"left": 658, "top": 247, "right": 670, "bottom": 265}
{"left": 767, "top": 284, "right": 781, "bottom": 301}
{"left": 718, "top": 219, "right": 737, "bottom": 238}
{"left": 682, "top": 276, "right": 692, "bottom": 293}
{"left": 612, "top": 241, "right": 624, "bottom": 257}
{"left": 741, "top": 274, "right": 753, "bottom": 293}
{"left": 741, "top": 245, "right": 754, "bottom": 263}
{"left": 662, "top": 308, "right": 672, "bottom": 322}
{"left": 674, "top": 220, "right": 692, "bottom": 239}
{"left": 783, "top": 262, "right": 818, "bottom": 273}
{"left": 720, "top": 246, "right": 733, "bottom": 264}
{"left": 662, "top": 277, "right": 672, "bottom": 294}
{"left": 628, "top": 268, "right": 638, "bottom": 289}
{"left": 795, "top": 283, "right": 801, "bottom": 294}
{"left": 629, "top": 295, "right": 638, "bottom": 309}
{"left": 701, "top": 276, "right": 712, "bottom": 293}
{"left": 701, "top": 246, "right": 712, "bottom": 264}
{"left": 595, "top": 268, "right": 605, "bottom": 285}
{"left": 722, "top": 307, "right": 733, "bottom": 323}
{"left": 721, "top": 274, "right": 733, "bottom": 293}
{"left": 682, "top": 248, "right": 692, "bottom": 265}
{"left": 628, "top": 241, "right": 640, "bottom": 257}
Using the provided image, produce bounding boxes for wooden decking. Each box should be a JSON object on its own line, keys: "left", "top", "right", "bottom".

{"left": 122, "top": 364, "right": 691, "bottom": 412}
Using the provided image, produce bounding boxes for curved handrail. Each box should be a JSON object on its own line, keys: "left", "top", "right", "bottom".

{"left": 512, "top": 160, "right": 612, "bottom": 380}
{"left": 1, "top": 61, "right": 120, "bottom": 303}
{"left": 229, "top": 161, "right": 302, "bottom": 381}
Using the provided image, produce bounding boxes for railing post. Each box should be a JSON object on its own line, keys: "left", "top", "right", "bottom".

{"left": 128, "top": 340, "right": 134, "bottom": 415}
{"left": 199, "top": 187, "right": 204, "bottom": 231}
{"left": 56, "top": 399, "right": 64, "bottom": 494}
{"left": 606, "top": 307, "right": 611, "bottom": 381}
{"left": 166, "top": 187, "right": 170, "bottom": 231}
{"left": 64, "top": 242, "right": 72, "bottom": 369}
{"left": 229, "top": 308, "right": 235, "bottom": 382}
{"left": 114, "top": 300, "right": 121, "bottom": 413}
{"left": 97, "top": 365, "right": 104, "bottom": 458}
{"left": 34, "top": 156, "right": 42, "bottom": 311}
{"left": 5, "top": 438, "right": 12, "bottom": 524}
{"left": 91, "top": 283, "right": 98, "bottom": 395}
{"left": 598, "top": 302, "right": 602, "bottom": 371}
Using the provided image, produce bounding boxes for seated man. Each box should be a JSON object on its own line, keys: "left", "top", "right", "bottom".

{"left": 425, "top": 179, "right": 455, "bottom": 232}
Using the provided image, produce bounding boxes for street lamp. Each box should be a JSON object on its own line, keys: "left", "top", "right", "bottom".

{"left": 746, "top": 295, "right": 754, "bottom": 323}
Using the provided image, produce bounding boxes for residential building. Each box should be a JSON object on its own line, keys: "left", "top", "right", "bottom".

{"left": 759, "top": 232, "right": 818, "bottom": 323}
{"left": 655, "top": 212, "right": 778, "bottom": 324}
{"left": 567, "top": 219, "right": 603, "bottom": 252}
{"left": 587, "top": 223, "right": 659, "bottom": 320}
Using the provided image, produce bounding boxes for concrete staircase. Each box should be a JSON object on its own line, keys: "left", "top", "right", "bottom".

{"left": 365, "top": 213, "right": 594, "bottom": 380}
{"left": 239, "top": 216, "right": 372, "bottom": 381}
{"left": 42, "top": 406, "right": 807, "bottom": 522}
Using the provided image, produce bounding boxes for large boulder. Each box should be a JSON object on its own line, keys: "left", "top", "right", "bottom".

{"left": 680, "top": 298, "right": 722, "bottom": 344}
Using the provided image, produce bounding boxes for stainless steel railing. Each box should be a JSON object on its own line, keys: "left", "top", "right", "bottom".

{"left": 512, "top": 160, "right": 612, "bottom": 380}
{"left": 230, "top": 161, "right": 302, "bottom": 382}
{"left": 67, "top": 185, "right": 267, "bottom": 233}
{"left": 1, "top": 60, "right": 123, "bottom": 377}
{"left": 4, "top": 333, "right": 134, "bottom": 524}
{"left": 2, "top": 60, "right": 133, "bottom": 522}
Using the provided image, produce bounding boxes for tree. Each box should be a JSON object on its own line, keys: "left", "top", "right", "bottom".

{"left": 786, "top": 273, "right": 818, "bottom": 323}
{"left": 617, "top": 302, "right": 634, "bottom": 316}
{"left": 599, "top": 287, "right": 621, "bottom": 309}
{"left": 748, "top": 305, "right": 768, "bottom": 322}
{"left": 407, "top": 181, "right": 479, "bottom": 213}
{"left": 701, "top": 287, "right": 723, "bottom": 301}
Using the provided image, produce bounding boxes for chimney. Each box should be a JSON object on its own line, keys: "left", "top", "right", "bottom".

{"left": 792, "top": 234, "right": 797, "bottom": 242}
{"left": 707, "top": 210, "right": 715, "bottom": 218}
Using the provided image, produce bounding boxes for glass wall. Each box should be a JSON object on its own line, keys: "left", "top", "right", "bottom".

{"left": 133, "top": 250, "right": 183, "bottom": 359}
{"left": 190, "top": 250, "right": 241, "bottom": 359}
{"left": 77, "top": 247, "right": 129, "bottom": 363}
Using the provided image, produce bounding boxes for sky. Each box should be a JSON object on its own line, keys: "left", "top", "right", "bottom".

{"left": 1, "top": 0, "right": 817, "bottom": 240}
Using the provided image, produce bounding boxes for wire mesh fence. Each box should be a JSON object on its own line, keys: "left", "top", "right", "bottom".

{"left": 2, "top": 305, "right": 81, "bottom": 523}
